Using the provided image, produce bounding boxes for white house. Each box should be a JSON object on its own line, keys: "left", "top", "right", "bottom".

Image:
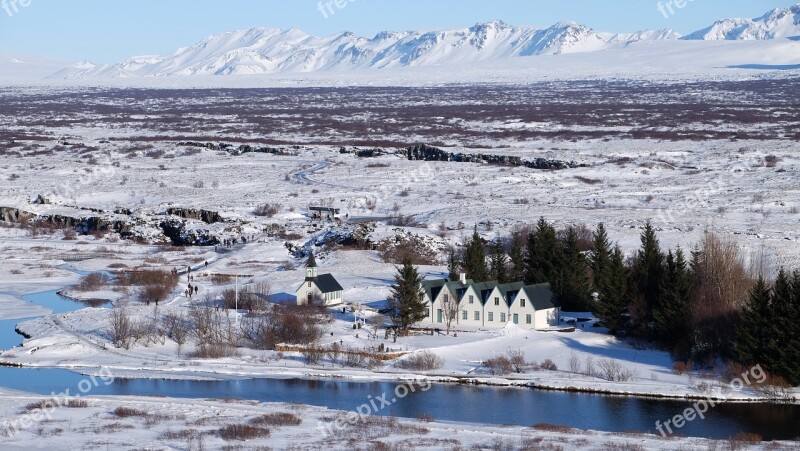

{"left": 420, "top": 275, "right": 561, "bottom": 330}
{"left": 296, "top": 253, "right": 344, "bottom": 306}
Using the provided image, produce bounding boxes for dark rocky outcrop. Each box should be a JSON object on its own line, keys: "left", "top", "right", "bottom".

{"left": 159, "top": 220, "right": 219, "bottom": 246}
{"left": 340, "top": 147, "right": 385, "bottom": 158}
{"left": 0, "top": 206, "right": 35, "bottom": 223}
{"left": 404, "top": 144, "right": 583, "bottom": 170}
{"left": 32, "top": 194, "right": 51, "bottom": 205}
{"left": 178, "top": 142, "right": 297, "bottom": 156}
{"left": 38, "top": 214, "right": 134, "bottom": 237}
{"left": 165, "top": 207, "right": 222, "bottom": 224}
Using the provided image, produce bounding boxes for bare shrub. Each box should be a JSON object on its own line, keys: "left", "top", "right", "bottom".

{"left": 730, "top": 432, "right": 762, "bottom": 444}
{"left": 532, "top": 423, "right": 575, "bottom": 433}
{"left": 539, "top": 359, "right": 558, "bottom": 371}
{"left": 117, "top": 269, "right": 179, "bottom": 304}
{"left": 326, "top": 342, "right": 341, "bottom": 364}
{"left": 162, "top": 312, "right": 190, "bottom": 351}
{"left": 301, "top": 346, "right": 325, "bottom": 365}
{"left": 218, "top": 424, "right": 270, "bottom": 441}
{"left": 575, "top": 176, "right": 603, "bottom": 185}
{"left": 377, "top": 238, "right": 438, "bottom": 266}
{"left": 672, "top": 361, "right": 691, "bottom": 375}
{"left": 254, "top": 203, "right": 282, "bottom": 218}
{"left": 76, "top": 272, "right": 110, "bottom": 291}
{"left": 249, "top": 412, "right": 302, "bottom": 427}
{"left": 66, "top": 399, "right": 88, "bottom": 408}
{"left": 484, "top": 356, "right": 513, "bottom": 375}
{"left": 601, "top": 443, "right": 645, "bottom": 451}
{"left": 764, "top": 155, "right": 780, "bottom": 168}
{"left": 569, "top": 353, "right": 582, "bottom": 373}
{"left": 691, "top": 233, "right": 754, "bottom": 362}
{"left": 113, "top": 407, "right": 148, "bottom": 418}
{"left": 210, "top": 274, "right": 234, "bottom": 285}
{"left": 109, "top": 306, "right": 132, "bottom": 349}
{"left": 240, "top": 304, "right": 329, "bottom": 350}
{"left": 396, "top": 350, "right": 444, "bottom": 371}
{"left": 597, "top": 359, "right": 634, "bottom": 382}
{"left": 507, "top": 349, "right": 527, "bottom": 373}
{"left": 193, "top": 343, "right": 240, "bottom": 359}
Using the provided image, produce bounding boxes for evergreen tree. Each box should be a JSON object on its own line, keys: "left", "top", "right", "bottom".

{"left": 766, "top": 270, "right": 800, "bottom": 385}
{"left": 387, "top": 258, "right": 427, "bottom": 336}
{"left": 653, "top": 248, "right": 694, "bottom": 358}
{"left": 589, "top": 223, "right": 613, "bottom": 298}
{"left": 489, "top": 239, "right": 508, "bottom": 284}
{"left": 523, "top": 218, "right": 560, "bottom": 285}
{"left": 595, "top": 246, "right": 630, "bottom": 335}
{"left": 734, "top": 276, "right": 773, "bottom": 367}
{"left": 462, "top": 226, "right": 489, "bottom": 282}
{"left": 447, "top": 247, "right": 460, "bottom": 281}
{"left": 508, "top": 231, "right": 525, "bottom": 282}
{"left": 630, "top": 220, "right": 664, "bottom": 337}
{"left": 556, "top": 227, "right": 592, "bottom": 312}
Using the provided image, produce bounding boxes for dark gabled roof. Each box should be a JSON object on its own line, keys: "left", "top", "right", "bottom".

{"left": 522, "top": 283, "right": 560, "bottom": 310}
{"left": 314, "top": 273, "right": 344, "bottom": 294}
{"left": 421, "top": 279, "right": 447, "bottom": 301}
{"left": 418, "top": 278, "right": 560, "bottom": 311}
{"left": 497, "top": 281, "right": 525, "bottom": 307}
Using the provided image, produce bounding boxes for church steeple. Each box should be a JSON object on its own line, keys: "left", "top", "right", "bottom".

{"left": 305, "top": 252, "right": 318, "bottom": 280}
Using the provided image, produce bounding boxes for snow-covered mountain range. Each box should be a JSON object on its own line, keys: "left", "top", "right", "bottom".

{"left": 4, "top": 4, "right": 800, "bottom": 81}
{"left": 50, "top": 21, "right": 684, "bottom": 78}
{"left": 684, "top": 3, "right": 800, "bottom": 40}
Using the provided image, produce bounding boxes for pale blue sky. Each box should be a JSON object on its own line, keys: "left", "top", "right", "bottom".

{"left": 1, "top": 0, "right": 797, "bottom": 63}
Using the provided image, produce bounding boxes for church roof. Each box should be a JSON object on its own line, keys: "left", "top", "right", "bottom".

{"left": 314, "top": 273, "right": 344, "bottom": 294}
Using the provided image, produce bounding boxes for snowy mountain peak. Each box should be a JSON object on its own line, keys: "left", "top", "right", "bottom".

{"left": 38, "top": 4, "right": 800, "bottom": 80}
{"left": 684, "top": 4, "right": 800, "bottom": 40}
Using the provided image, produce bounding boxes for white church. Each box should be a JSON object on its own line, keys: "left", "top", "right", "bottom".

{"left": 295, "top": 252, "right": 345, "bottom": 306}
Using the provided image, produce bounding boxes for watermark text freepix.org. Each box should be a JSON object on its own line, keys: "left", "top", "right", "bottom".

{"left": 317, "top": 379, "right": 432, "bottom": 437}
{"left": 657, "top": 0, "right": 698, "bottom": 19}
{"left": 2, "top": 367, "right": 115, "bottom": 438}
{"left": 655, "top": 364, "right": 766, "bottom": 438}
{"left": 2, "top": 0, "right": 31, "bottom": 17}
{"left": 317, "top": 0, "right": 355, "bottom": 19}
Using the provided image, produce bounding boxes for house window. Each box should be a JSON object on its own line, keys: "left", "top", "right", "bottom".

{"left": 425, "top": 308, "right": 430, "bottom": 317}
{"left": 526, "top": 314, "right": 532, "bottom": 324}
{"left": 494, "top": 297, "right": 499, "bottom": 306}
{"left": 521, "top": 299, "right": 526, "bottom": 307}
{"left": 469, "top": 295, "right": 474, "bottom": 304}
{"left": 500, "top": 313, "right": 506, "bottom": 323}
{"left": 462, "top": 311, "right": 468, "bottom": 320}
{"left": 443, "top": 294, "right": 449, "bottom": 303}
{"left": 474, "top": 311, "right": 480, "bottom": 321}
{"left": 488, "top": 312, "right": 494, "bottom": 322}
{"left": 308, "top": 281, "right": 312, "bottom": 288}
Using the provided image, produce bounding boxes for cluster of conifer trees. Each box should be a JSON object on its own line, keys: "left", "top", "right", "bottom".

{"left": 452, "top": 218, "right": 800, "bottom": 386}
